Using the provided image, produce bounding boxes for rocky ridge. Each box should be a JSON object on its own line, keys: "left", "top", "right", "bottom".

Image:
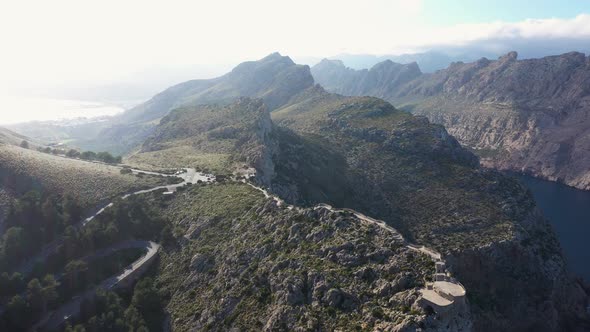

{"left": 311, "top": 52, "right": 590, "bottom": 190}
{"left": 156, "top": 180, "right": 470, "bottom": 331}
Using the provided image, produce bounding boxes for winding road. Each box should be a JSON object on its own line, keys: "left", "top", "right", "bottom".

{"left": 0, "top": 166, "right": 213, "bottom": 331}
{"left": 4, "top": 159, "right": 463, "bottom": 329}
{"left": 32, "top": 241, "right": 161, "bottom": 331}
{"left": 12, "top": 168, "right": 213, "bottom": 277}
{"left": 249, "top": 184, "right": 465, "bottom": 311}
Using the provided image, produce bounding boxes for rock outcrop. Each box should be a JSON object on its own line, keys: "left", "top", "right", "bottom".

{"left": 160, "top": 183, "right": 467, "bottom": 331}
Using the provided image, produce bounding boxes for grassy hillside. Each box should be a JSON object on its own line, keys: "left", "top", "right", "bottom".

{"left": 0, "top": 143, "right": 168, "bottom": 209}
{"left": 0, "top": 127, "right": 37, "bottom": 148}
{"left": 127, "top": 98, "right": 275, "bottom": 177}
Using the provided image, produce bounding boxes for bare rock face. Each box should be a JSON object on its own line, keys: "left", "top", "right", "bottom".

{"left": 312, "top": 52, "right": 590, "bottom": 190}
{"left": 399, "top": 52, "right": 590, "bottom": 190}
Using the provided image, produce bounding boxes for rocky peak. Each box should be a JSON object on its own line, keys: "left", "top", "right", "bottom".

{"left": 498, "top": 51, "right": 518, "bottom": 62}
{"left": 316, "top": 58, "right": 345, "bottom": 68}
{"left": 260, "top": 52, "right": 296, "bottom": 65}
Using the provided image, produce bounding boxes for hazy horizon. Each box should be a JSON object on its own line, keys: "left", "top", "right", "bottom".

{"left": 1, "top": 0, "right": 590, "bottom": 124}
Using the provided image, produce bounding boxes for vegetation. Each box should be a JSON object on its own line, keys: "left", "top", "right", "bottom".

{"left": 145, "top": 182, "right": 433, "bottom": 331}
{"left": 0, "top": 144, "right": 169, "bottom": 208}
{"left": 0, "top": 191, "right": 82, "bottom": 270}
{"left": 272, "top": 90, "right": 533, "bottom": 251}
{"left": 0, "top": 191, "right": 167, "bottom": 331}
{"left": 127, "top": 98, "right": 272, "bottom": 174}
{"left": 64, "top": 277, "right": 165, "bottom": 332}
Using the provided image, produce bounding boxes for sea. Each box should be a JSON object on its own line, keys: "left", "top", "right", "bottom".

{"left": 0, "top": 95, "right": 125, "bottom": 125}
{"left": 516, "top": 174, "right": 590, "bottom": 282}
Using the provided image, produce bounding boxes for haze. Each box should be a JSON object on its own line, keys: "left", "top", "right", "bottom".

{"left": 1, "top": 0, "right": 589, "bottom": 122}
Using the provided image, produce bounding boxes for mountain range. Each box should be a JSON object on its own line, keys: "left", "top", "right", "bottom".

{"left": 1, "top": 53, "right": 589, "bottom": 331}
{"left": 312, "top": 51, "right": 590, "bottom": 190}
{"left": 123, "top": 53, "right": 589, "bottom": 331}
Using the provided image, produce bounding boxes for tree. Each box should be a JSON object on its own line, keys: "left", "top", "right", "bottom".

{"left": 131, "top": 278, "right": 161, "bottom": 317}
{"left": 27, "top": 278, "right": 45, "bottom": 316}
{"left": 5, "top": 295, "right": 30, "bottom": 329}
{"left": 41, "top": 197, "right": 60, "bottom": 241}
{"left": 124, "top": 305, "right": 147, "bottom": 331}
{"left": 42, "top": 274, "right": 59, "bottom": 309}
{"left": 20, "top": 140, "right": 29, "bottom": 149}
{"left": 66, "top": 149, "right": 81, "bottom": 158}
{"left": 80, "top": 151, "right": 97, "bottom": 160}
{"left": 64, "top": 260, "right": 88, "bottom": 292}
{"left": 63, "top": 195, "right": 82, "bottom": 225}
{"left": 96, "top": 151, "right": 116, "bottom": 164}
{"left": 2, "top": 227, "right": 26, "bottom": 262}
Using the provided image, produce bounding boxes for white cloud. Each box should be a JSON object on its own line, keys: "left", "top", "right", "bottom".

{"left": 419, "top": 14, "right": 590, "bottom": 48}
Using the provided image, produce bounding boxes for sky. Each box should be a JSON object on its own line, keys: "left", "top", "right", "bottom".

{"left": 0, "top": 0, "right": 589, "bottom": 101}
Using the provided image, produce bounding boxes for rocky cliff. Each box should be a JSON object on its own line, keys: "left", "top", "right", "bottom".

{"left": 311, "top": 52, "right": 590, "bottom": 190}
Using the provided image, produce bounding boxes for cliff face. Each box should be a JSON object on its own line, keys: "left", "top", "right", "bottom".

{"left": 311, "top": 52, "right": 590, "bottom": 190}
{"left": 447, "top": 208, "right": 590, "bottom": 332}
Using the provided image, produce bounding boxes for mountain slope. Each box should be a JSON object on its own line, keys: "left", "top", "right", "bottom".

{"left": 272, "top": 86, "right": 590, "bottom": 331}
{"left": 74, "top": 53, "right": 313, "bottom": 154}
{"left": 0, "top": 143, "right": 167, "bottom": 209}
{"left": 7, "top": 53, "right": 313, "bottom": 156}
{"left": 0, "top": 127, "right": 37, "bottom": 147}
{"left": 129, "top": 76, "right": 589, "bottom": 330}
{"left": 152, "top": 182, "right": 443, "bottom": 331}
{"left": 127, "top": 98, "right": 277, "bottom": 184}
{"left": 312, "top": 52, "right": 590, "bottom": 190}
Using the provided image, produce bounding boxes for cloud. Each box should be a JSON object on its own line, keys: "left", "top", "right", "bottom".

{"left": 413, "top": 14, "right": 590, "bottom": 51}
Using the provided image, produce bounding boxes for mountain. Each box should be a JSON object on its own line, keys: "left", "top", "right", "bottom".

{"left": 3, "top": 53, "right": 590, "bottom": 331}
{"left": 324, "top": 51, "right": 471, "bottom": 73}
{"left": 136, "top": 70, "right": 590, "bottom": 329}
{"left": 91, "top": 53, "right": 313, "bottom": 154}
{"left": 128, "top": 97, "right": 277, "bottom": 185}
{"left": 312, "top": 51, "right": 590, "bottom": 191}
{"left": 8, "top": 53, "right": 314, "bottom": 156}
{"left": 270, "top": 86, "right": 589, "bottom": 331}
